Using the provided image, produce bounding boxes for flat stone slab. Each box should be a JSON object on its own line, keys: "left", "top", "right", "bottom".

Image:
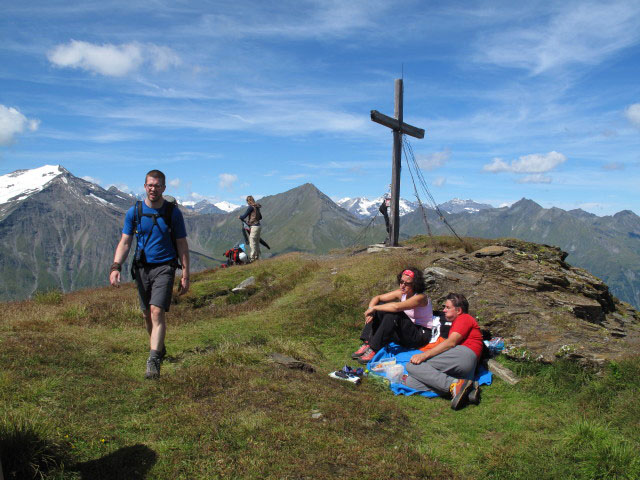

{"left": 367, "top": 244, "right": 412, "bottom": 254}
{"left": 232, "top": 276, "right": 256, "bottom": 292}
{"left": 423, "top": 266, "right": 481, "bottom": 285}
{"left": 487, "top": 359, "right": 520, "bottom": 385}
{"left": 474, "top": 246, "right": 511, "bottom": 257}
{"left": 270, "top": 353, "right": 315, "bottom": 373}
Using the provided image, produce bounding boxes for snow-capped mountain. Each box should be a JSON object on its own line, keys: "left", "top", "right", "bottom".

{"left": 437, "top": 198, "right": 494, "bottom": 214}
{"left": 0, "top": 165, "right": 230, "bottom": 302}
{"left": 180, "top": 199, "right": 241, "bottom": 214}
{"left": 336, "top": 195, "right": 494, "bottom": 218}
{"left": 0, "top": 165, "right": 63, "bottom": 204}
{"left": 0, "top": 165, "right": 138, "bottom": 301}
{"left": 215, "top": 201, "right": 241, "bottom": 213}
{"left": 337, "top": 196, "right": 418, "bottom": 218}
{"left": 0, "top": 165, "right": 134, "bottom": 217}
{"left": 181, "top": 199, "right": 224, "bottom": 214}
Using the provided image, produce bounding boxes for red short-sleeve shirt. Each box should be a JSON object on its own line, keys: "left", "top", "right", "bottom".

{"left": 450, "top": 313, "right": 484, "bottom": 358}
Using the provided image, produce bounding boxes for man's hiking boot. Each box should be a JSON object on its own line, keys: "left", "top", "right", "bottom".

{"left": 468, "top": 381, "right": 480, "bottom": 405}
{"left": 450, "top": 379, "right": 473, "bottom": 410}
{"left": 357, "top": 347, "right": 376, "bottom": 364}
{"left": 351, "top": 344, "right": 369, "bottom": 359}
{"left": 159, "top": 345, "right": 167, "bottom": 362}
{"left": 145, "top": 356, "right": 161, "bottom": 380}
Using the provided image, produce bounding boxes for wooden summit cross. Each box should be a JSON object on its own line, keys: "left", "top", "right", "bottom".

{"left": 371, "top": 79, "right": 425, "bottom": 247}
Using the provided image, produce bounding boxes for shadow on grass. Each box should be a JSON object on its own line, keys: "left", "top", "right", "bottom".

{"left": 0, "top": 422, "right": 156, "bottom": 480}
{"left": 0, "top": 419, "right": 68, "bottom": 480}
{"left": 75, "top": 444, "right": 157, "bottom": 480}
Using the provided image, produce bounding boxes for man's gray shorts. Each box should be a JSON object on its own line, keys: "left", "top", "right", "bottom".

{"left": 135, "top": 263, "right": 176, "bottom": 312}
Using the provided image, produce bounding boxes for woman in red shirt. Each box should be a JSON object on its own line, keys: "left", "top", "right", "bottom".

{"left": 404, "top": 292, "right": 483, "bottom": 410}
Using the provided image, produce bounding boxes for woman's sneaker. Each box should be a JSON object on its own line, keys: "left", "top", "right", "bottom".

{"left": 357, "top": 347, "right": 376, "bottom": 364}
{"left": 351, "top": 344, "right": 369, "bottom": 359}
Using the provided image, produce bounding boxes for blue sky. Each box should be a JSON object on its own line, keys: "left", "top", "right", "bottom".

{"left": 1, "top": 0, "right": 640, "bottom": 215}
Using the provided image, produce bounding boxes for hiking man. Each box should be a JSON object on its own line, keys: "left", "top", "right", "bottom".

{"left": 109, "top": 169, "right": 190, "bottom": 379}
{"left": 238, "top": 195, "right": 262, "bottom": 262}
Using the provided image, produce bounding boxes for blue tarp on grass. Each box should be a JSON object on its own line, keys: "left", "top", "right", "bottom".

{"left": 367, "top": 343, "right": 493, "bottom": 397}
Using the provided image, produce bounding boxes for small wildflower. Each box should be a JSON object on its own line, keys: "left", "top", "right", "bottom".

{"left": 101, "top": 438, "right": 106, "bottom": 443}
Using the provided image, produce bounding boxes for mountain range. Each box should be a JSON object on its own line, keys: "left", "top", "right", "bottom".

{"left": 180, "top": 199, "right": 241, "bottom": 215}
{"left": 1, "top": 165, "right": 639, "bottom": 310}
{"left": 400, "top": 200, "right": 640, "bottom": 309}
{"left": 336, "top": 196, "right": 492, "bottom": 218}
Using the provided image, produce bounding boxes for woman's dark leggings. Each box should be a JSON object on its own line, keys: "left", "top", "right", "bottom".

{"left": 360, "top": 310, "right": 431, "bottom": 352}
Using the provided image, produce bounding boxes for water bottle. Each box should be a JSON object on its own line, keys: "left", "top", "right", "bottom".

{"left": 488, "top": 337, "right": 504, "bottom": 355}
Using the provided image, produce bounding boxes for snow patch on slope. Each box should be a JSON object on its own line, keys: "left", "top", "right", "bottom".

{"left": 215, "top": 201, "right": 241, "bottom": 212}
{"left": 0, "top": 165, "right": 64, "bottom": 204}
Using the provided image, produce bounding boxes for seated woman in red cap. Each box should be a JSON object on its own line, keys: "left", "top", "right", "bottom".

{"left": 352, "top": 267, "right": 433, "bottom": 364}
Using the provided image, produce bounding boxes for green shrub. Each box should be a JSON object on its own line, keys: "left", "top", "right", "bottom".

{"left": 33, "top": 290, "right": 63, "bottom": 306}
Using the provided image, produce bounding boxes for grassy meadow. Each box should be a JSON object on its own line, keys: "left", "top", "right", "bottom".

{"left": 1, "top": 242, "right": 639, "bottom": 479}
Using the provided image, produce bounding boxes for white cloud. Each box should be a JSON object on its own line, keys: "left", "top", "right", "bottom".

{"left": 416, "top": 148, "right": 451, "bottom": 170}
{"left": 95, "top": 99, "right": 368, "bottom": 137}
{"left": 432, "top": 176, "right": 446, "bottom": 187}
{"left": 82, "top": 175, "right": 100, "bottom": 184}
{"left": 483, "top": 157, "right": 509, "bottom": 173}
{"left": 626, "top": 103, "right": 640, "bottom": 128}
{"left": 477, "top": 2, "right": 640, "bottom": 74}
{"left": 147, "top": 44, "right": 182, "bottom": 72}
{"left": 48, "top": 40, "right": 142, "bottom": 77}
{"left": 47, "top": 40, "right": 181, "bottom": 77}
{"left": 169, "top": 178, "right": 181, "bottom": 188}
{"left": 483, "top": 151, "right": 566, "bottom": 173}
{"left": 0, "top": 105, "right": 40, "bottom": 145}
{"left": 578, "top": 202, "right": 607, "bottom": 211}
{"left": 517, "top": 174, "right": 552, "bottom": 184}
{"left": 218, "top": 173, "right": 238, "bottom": 190}
{"left": 196, "top": 1, "right": 388, "bottom": 40}
{"left": 184, "top": 191, "right": 218, "bottom": 203}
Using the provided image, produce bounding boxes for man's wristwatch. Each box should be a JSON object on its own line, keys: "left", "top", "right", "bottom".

{"left": 110, "top": 262, "right": 122, "bottom": 273}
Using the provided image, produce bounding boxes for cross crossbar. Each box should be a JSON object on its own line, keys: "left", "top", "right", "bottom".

{"left": 370, "top": 110, "right": 425, "bottom": 139}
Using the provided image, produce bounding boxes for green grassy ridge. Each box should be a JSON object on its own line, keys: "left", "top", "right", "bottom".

{"left": 1, "top": 247, "right": 639, "bottom": 479}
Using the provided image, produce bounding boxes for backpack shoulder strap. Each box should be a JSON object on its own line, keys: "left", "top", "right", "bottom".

{"left": 161, "top": 198, "right": 182, "bottom": 268}
{"left": 163, "top": 200, "right": 175, "bottom": 231}
{"left": 135, "top": 200, "right": 143, "bottom": 232}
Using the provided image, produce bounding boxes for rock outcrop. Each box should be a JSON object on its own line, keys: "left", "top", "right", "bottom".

{"left": 422, "top": 239, "right": 640, "bottom": 367}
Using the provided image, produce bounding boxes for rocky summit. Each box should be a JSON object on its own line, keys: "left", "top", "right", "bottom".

{"left": 418, "top": 239, "right": 640, "bottom": 367}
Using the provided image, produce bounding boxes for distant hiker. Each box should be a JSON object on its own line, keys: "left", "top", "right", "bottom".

{"left": 403, "top": 292, "right": 483, "bottom": 410}
{"left": 379, "top": 196, "right": 390, "bottom": 239}
{"left": 109, "top": 169, "right": 190, "bottom": 380}
{"left": 352, "top": 267, "right": 433, "bottom": 364}
{"left": 223, "top": 243, "right": 248, "bottom": 267}
{"left": 238, "top": 195, "right": 262, "bottom": 262}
